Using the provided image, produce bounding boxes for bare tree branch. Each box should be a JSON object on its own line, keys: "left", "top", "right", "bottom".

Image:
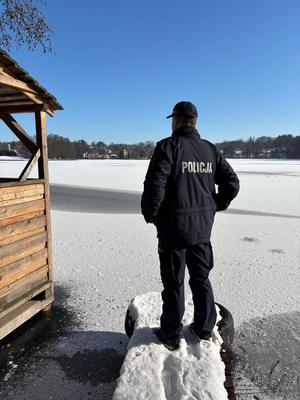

{"left": 0, "top": 0, "right": 53, "bottom": 52}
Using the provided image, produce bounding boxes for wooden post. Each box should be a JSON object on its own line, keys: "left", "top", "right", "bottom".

{"left": 35, "top": 111, "right": 54, "bottom": 302}
{"left": 19, "top": 149, "right": 41, "bottom": 181}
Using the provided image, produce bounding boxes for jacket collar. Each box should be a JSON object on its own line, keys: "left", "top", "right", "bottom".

{"left": 172, "top": 126, "right": 201, "bottom": 138}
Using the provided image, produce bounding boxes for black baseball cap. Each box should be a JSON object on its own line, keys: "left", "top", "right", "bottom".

{"left": 166, "top": 101, "right": 198, "bottom": 119}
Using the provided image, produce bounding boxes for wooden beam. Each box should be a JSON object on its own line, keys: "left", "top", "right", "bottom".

{"left": 0, "top": 210, "right": 44, "bottom": 227}
{"left": 19, "top": 149, "right": 41, "bottom": 182}
{"left": 0, "top": 281, "right": 51, "bottom": 319}
{"left": 0, "top": 297, "right": 53, "bottom": 340}
{"left": 35, "top": 111, "right": 53, "bottom": 284}
{"left": 0, "top": 215, "right": 46, "bottom": 241}
{"left": 0, "top": 265, "right": 49, "bottom": 307}
{"left": 0, "top": 101, "right": 33, "bottom": 106}
{"left": 0, "top": 257, "right": 47, "bottom": 289}
{"left": 0, "top": 179, "right": 45, "bottom": 189}
{"left": 0, "top": 183, "right": 44, "bottom": 201}
{"left": 0, "top": 113, "right": 37, "bottom": 153}
{"left": 0, "top": 231, "right": 47, "bottom": 268}
{"left": 0, "top": 74, "right": 54, "bottom": 116}
{"left": 0, "top": 94, "right": 29, "bottom": 102}
{"left": 0, "top": 265, "right": 48, "bottom": 301}
{"left": 35, "top": 112, "right": 48, "bottom": 180}
{"left": 0, "top": 199, "right": 45, "bottom": 221}
{"left": 0, "top": 87, "right": 20, "bottom": 95}
{"left": 0, "top": 194, "right": 43, "bottom": 208}
{"left": 0, "top": 104, "right": 53, "bottom": 116}
{"left": 0, "top": 226, "right": 45, "bottom": 247}
{"left": 0, "top": 73, "right": 40, "bottom": 95}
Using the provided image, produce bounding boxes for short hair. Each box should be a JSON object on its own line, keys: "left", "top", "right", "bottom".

{"left": 176, "top": 115, "right": 197, "bottom": 127}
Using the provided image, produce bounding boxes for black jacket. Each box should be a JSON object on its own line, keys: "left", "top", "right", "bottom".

{"left": 141, "top": 126, "right": 240, "bottom": 248}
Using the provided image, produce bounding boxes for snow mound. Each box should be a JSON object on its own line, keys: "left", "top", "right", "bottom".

{"left": 113, "top": 292, "right": 227, "bottom": 400}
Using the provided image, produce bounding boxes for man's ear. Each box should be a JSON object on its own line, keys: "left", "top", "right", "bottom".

{"left": 172, "top": 116, "right": 179, "bottom": 131}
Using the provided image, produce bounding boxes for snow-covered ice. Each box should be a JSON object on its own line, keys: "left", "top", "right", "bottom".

{"left": 0, "top": 156, "right": 25, "bottom": 161}
{"left": 1, "top": 158, "right": 299, "bottom": 215}
{"left": 0, "top": 158, "right": 299, "bottom": 399}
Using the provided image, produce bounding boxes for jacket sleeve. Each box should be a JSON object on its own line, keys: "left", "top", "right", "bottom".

{"left": 214, "top": 150, "right": 240, "bottom": 211}
{"left": 141, "top": 140, "right": 173, "bottom": 223}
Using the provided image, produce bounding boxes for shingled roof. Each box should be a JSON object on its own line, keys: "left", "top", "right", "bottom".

{"left": 0, "top": 49, "right": 63, "bottom": 113}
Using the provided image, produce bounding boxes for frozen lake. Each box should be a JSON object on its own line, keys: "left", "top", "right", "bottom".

{"left": 1, "top": 158, "right": 300, "bottom": 215}
{"left": 0, "top": 158, "right": 299, "bottom": 399}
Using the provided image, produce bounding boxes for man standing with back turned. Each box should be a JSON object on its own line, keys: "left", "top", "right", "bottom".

{"left": 141, "top": 101, "right": 240, "bottom": 351}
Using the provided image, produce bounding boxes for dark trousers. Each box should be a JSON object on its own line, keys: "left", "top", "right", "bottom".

{"left": 158, "top": 241, "right": 217, "bottom": 337}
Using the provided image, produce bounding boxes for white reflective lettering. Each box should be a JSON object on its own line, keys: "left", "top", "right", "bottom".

{"left": 182, "top": 161, "right": 187, "bottom": 173}
{"left": 181, "top": 161, "right": 213, "bottom": 174}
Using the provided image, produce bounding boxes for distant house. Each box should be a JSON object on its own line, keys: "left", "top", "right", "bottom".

{"left": 257, "top": 147, "right": 287, "bottom": 159}
{"left": 110, "top": 153, "right": 119, "bottom": 159}
{"left": 234, "top": 150, "right": 243, "bottom": 157}
{"left": 0, "top": 143, "right": 10, "bottom": 151}
{"left": 83, "top": 152, "right": 101, "bottom": 159}
{"left": 91, "top": 152, "right": 101, "bottom": 159}
{"left": 120, "top": 148, "right": 129, "bottom": 159}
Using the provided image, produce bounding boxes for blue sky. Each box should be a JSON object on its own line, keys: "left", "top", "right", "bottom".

{"left": 2, "top": 0, "right": 300, "bottom": 144}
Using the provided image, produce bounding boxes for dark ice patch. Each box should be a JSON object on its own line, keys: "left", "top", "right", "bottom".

{"left": 52, "top": 348, "right": 124, "bottom": 385}
{"left": 0, "top": 285, "right": 128, "bottom": 398}
{"left": 232, "top": 311, "right": 300, "bottom": 399}
{"left": 0, "top": 285, "right": 80, "bottom": 380}
{"left": 50, "top": 184, "right": 300, "bottom": 220}
{"left": 237, "top": 171, "right": 297, "bottom": 177}
{"left": 270, "top": 249, "right": 285, "bottom": 254}
{"left": 226, "top": 209, "right": 300, "bottom": 219}
{"left": 50, "top": 184, "right": 141, "bottom": 214}
{"left": 242, "top": 237, "right": 258, "bottom": 242}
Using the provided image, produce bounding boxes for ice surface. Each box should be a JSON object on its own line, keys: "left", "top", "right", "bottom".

{"left": 112, "top": 292, "right": 226, "bottom": 400}
{"left": 0, "top": 159, "right": 299, "bottom": 399}
{"left": 1, "top": 158, "right": 299, "bottom": 214}
{"left": 48, "top": 210, "right": 299, "bottom": 330}
{"left": 0, "top": 156, "right": 25, "bottom": 160}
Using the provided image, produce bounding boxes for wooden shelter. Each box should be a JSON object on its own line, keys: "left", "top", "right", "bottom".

{"left": 0, "top": 50, "right": 63, "bottom": 340}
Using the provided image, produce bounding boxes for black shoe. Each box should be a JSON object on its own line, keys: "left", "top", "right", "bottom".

{"left": 154, "top": 328, "right": 180, "bottom": 351}
{"left": 190, "top": 324, "right": 212, "bottom": 341}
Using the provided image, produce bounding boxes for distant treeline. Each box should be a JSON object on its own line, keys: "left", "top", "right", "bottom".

{"left": 0, "top": 135, "right": 156, "bottom": 160}
{"left": 0, "top": 133, "right": 299, "bottom": 159}
{"left": 215, "top": 135, "right": 300, "bottom": 159}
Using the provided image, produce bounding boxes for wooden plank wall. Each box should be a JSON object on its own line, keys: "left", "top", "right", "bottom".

{"left": 0, "top": 182, "right": 49, "bottom": 308}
